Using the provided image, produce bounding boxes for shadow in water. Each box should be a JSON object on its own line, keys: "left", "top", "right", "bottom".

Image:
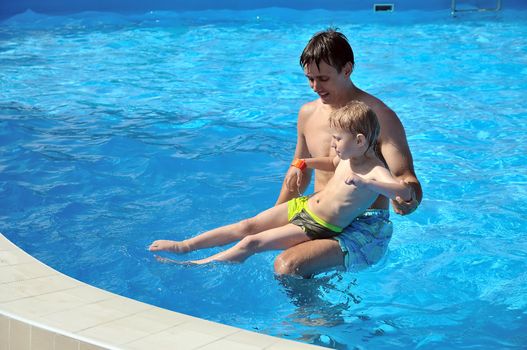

{"left": 274, "top": 273, "right": 364, "bottom": 349}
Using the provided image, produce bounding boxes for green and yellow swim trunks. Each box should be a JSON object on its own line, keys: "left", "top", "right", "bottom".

{"left": 287, "top": 196, "right": 343, "bottom": 239}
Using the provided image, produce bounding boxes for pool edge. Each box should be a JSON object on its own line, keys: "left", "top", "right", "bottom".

{"left": 0, "top": 233, "right": 323, "bottom": 350}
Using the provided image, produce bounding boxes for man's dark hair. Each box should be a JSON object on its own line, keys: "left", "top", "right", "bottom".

{"left": 299, "top": 28, "right": 355, "bottom": 73}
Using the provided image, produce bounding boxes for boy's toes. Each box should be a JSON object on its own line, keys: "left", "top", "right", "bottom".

{"left": 148, "top": 241, "right": 162, "bottom": 251}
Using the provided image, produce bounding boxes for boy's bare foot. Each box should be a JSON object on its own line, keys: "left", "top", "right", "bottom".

{"left": 154, "top": 255, "right": 195, "bottom": 265}
{"left": 148, "top": 240, "right": 190, "bottom": 253}
{"left": 186, "top": 256, "right": 222, "bottom": 265}
{"left": 187, "top": 257, "right": 238, "bottom": 265}
{"left": 188, "top": 259, "right": 208, "bottom": 265}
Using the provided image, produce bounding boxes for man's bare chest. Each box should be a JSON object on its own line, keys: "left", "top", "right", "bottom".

{"left": 304, "top": 117, "right": 333, "bottom": 157}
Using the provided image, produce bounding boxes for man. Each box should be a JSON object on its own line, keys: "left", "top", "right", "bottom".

{"left": 273, "top": 29, "right": 422, "bottom": 277}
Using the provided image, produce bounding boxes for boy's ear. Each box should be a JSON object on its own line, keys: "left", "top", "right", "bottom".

{"left": 356, "top": 133, "right": 366, "bottom": 146}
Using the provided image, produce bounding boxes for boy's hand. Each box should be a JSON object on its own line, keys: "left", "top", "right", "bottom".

{"left": 285, "top": 166, "right": 303, "bottom": 194}
{"left": 345, "top": 173, "right": 367, "bottom": 188}
{"left": 392, "top": 180, "right": 418, "bottom": 215}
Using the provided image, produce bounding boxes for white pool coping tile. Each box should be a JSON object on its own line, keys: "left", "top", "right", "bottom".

{"left": 0, "top": 233, "right": 324, "bottom": 349}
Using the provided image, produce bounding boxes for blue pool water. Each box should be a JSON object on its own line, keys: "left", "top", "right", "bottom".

{"left": 1, "top": 8, "right": 526, "bottom": 349}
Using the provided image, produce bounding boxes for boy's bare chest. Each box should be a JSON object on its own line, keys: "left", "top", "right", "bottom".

{"left": 330, "top": 162, "right": 378, "bottom": 194}
{"left": 321, "top": 166, "right": 376, "bottom": 208}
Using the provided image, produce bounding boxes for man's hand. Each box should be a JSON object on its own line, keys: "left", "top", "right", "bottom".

{"left": 392, "top": 180, "right": 418, "bottom": 215}
{"left": 285, "top": 166, "right": 303, "bottom": 194}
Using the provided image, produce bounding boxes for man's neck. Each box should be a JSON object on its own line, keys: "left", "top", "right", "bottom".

{"left": 329, "top": 82, "right": 361, "bottom": 108}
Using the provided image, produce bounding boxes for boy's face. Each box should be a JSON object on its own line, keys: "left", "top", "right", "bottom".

{"left": 303, "top": 60, "right": 351, "bottom": 105}
{"left": 331, "top": 129, "right": 363, "bottom": 160}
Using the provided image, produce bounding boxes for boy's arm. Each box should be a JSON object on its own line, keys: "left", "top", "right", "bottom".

{"left": 346, "top": 167, "right": 412, "bottom": 201}
{"left": 284, "top": 156, "right": 336, "bottom": 195}
{"left": 304, "top": 156, "right": 339, "bottom": 171}
{"left": 365, "top": 179, "right": 412, "bottom": 202}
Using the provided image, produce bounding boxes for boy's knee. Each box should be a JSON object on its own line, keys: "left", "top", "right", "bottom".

{"left": 238, "top": 235, "right": 260, "bottom": 251}
{"left": 238, "top": 218, "right": 257, "bottom": 235}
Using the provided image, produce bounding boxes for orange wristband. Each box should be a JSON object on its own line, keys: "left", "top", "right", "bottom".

{"left": 291, "top": 158, "right": 307, "bottom": 171}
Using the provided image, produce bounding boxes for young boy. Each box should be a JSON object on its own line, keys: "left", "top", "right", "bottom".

{"left": 149, "top": 101, "right": 411, "bottom": 265}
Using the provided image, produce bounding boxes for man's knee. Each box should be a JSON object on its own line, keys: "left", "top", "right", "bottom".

{"left": 273, "top": 250, "right": 304, "bottom": 276}
{"left": 274, "top": 239, "right": 345, "bottom": 278}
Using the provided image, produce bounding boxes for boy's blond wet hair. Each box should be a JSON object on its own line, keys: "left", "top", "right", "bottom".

{"left": 329, "top": 100, "right": 380, "bottom": 152}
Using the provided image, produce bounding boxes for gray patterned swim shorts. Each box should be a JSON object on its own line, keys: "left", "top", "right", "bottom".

{"left": 333, "top": 209, "right": 393, "bottom": 271}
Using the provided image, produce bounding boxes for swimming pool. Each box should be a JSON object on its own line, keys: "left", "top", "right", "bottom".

{"left": 1, "top": 5, "right": 526, "bottom": 349}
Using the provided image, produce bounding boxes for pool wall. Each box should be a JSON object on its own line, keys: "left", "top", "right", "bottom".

{"left": 1, "top": 0, "right": 526, "bottom": 20}
{"left": 0, "top": 233, "right": 323, "bottom": 350}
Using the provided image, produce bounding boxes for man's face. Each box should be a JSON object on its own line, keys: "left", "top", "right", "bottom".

{"left": 303, "top": 60, "right": 350, "bottom": 104}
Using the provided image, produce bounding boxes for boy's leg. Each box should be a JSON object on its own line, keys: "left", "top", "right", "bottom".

{"left": 189, "top": 224, "right": 309, "bottom": 264}
{"left": 149, "top": 202, "right": 290, "bottom": 253}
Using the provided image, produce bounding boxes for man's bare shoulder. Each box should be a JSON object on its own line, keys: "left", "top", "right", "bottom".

{"left": 359, "top": 92, "right": 397, "bottom": 121}
{"left": 299, "top": 99, "right": 319, "bottom": 118}
{"left": 358, "top": 91, "right": 404, "bottom": 140}
{"left": 297, "top": 99, "right": 321, "bottom": 129}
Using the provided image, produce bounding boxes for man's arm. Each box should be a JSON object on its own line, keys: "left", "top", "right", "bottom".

{"left": 378, "top": 109, "right": 423, "bottom": 215}
{"left": 275, "top": 107, "right": 312, "bottom": 205}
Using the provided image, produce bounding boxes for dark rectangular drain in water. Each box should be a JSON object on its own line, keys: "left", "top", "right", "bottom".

{"left": 374, "top": 4, "right": 394, "bottom": 12}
